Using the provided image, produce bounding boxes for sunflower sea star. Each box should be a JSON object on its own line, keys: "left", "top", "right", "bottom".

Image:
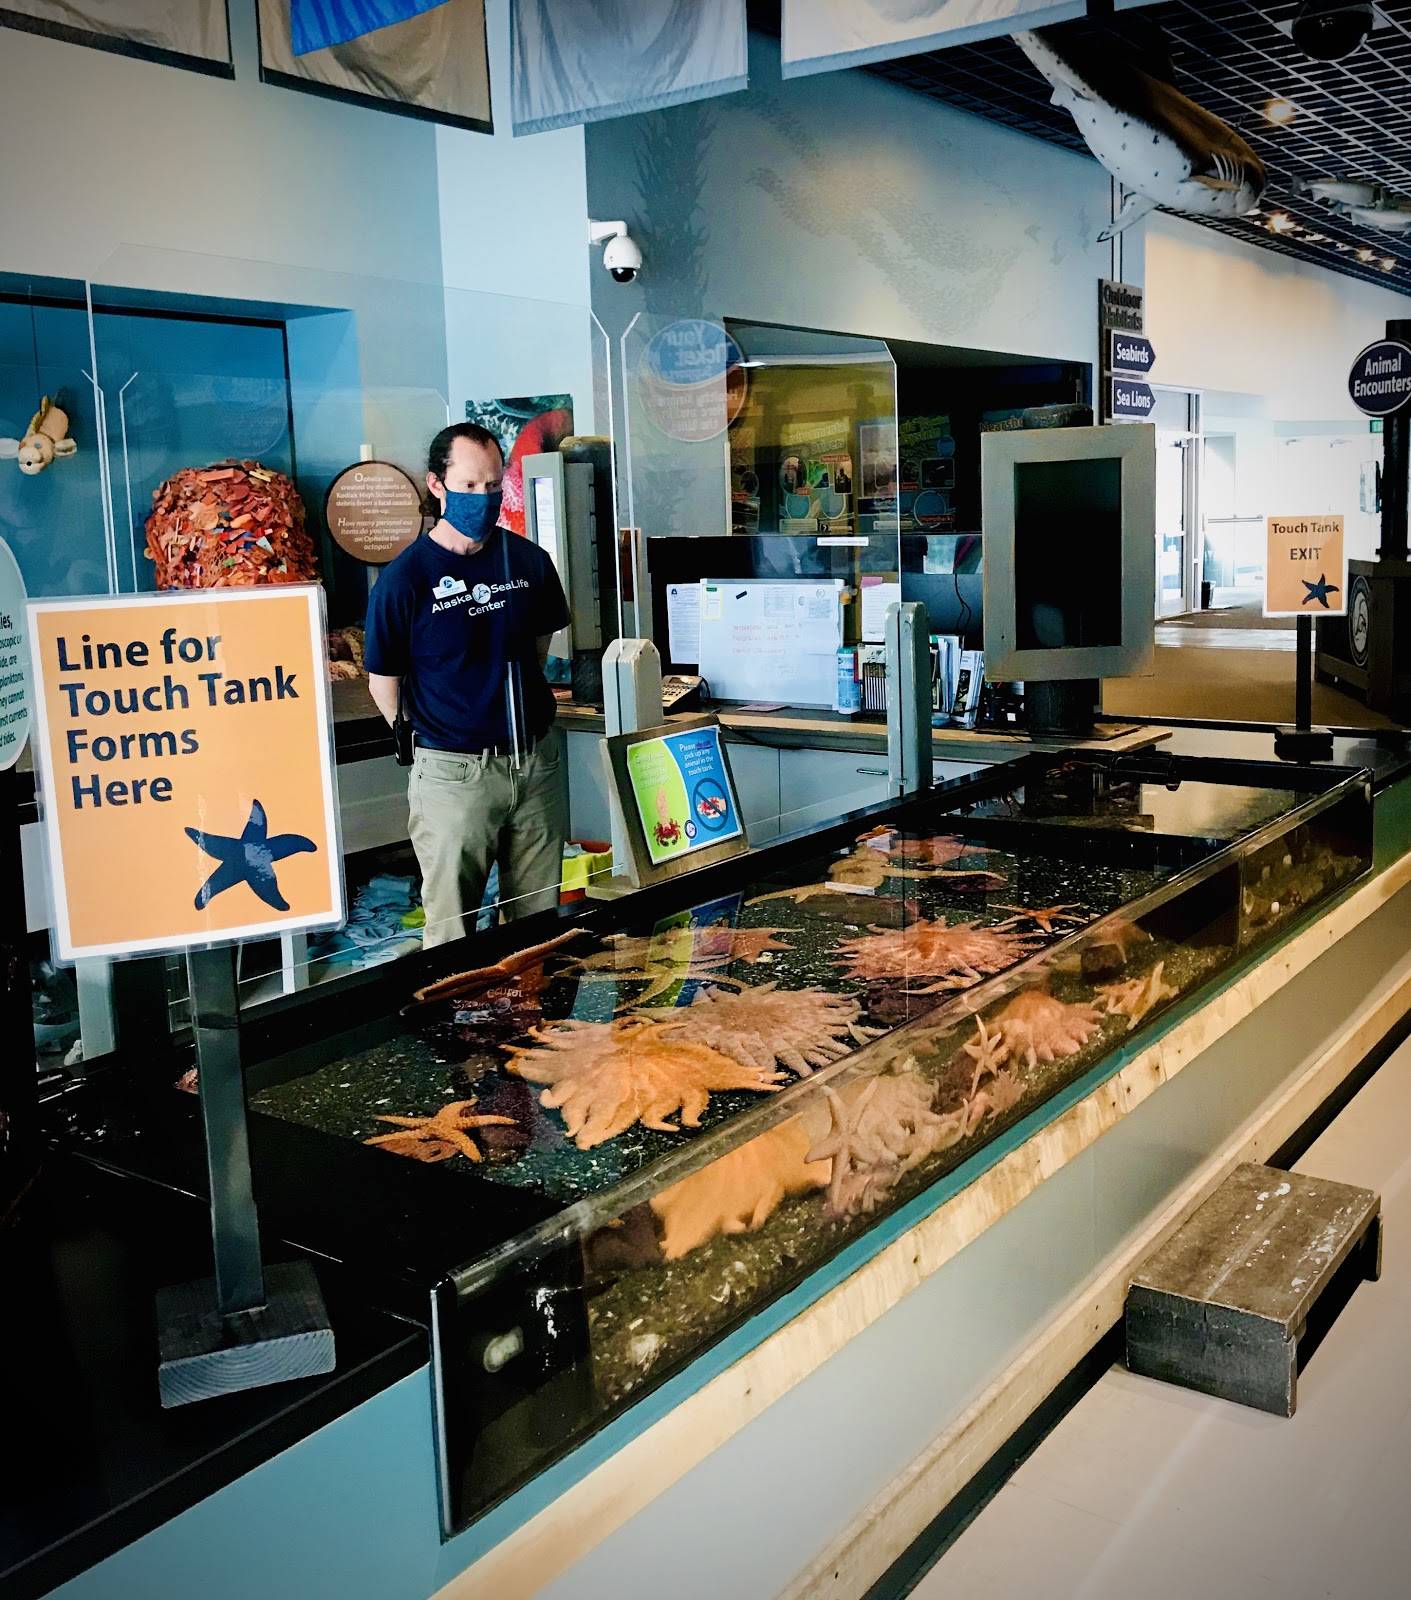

{"left": 808, "top": 1065, "right": 967, "bottom": 1219}
{"left": 649, "top": 1115, "right": 830, "bottom": 1260}
{"left": 504, "top": 1016, "right": 783, "bottom": 1150}
{"left": 964, "top": 1064, "right": 1026, "bottom": 1130}
{"left": 559, "top": 924, "right": 795, "bottom": 1006}
{"left": 641, "top": 982, "right": 883, "bottom": 1077}
{"left": 989, "top": 988, "right": 1103, "bottom": 1070}
{"left": 887, "top": 834, "right": 995, "bottom": 869}
{"left": 363, "top": 1098, "right": 515, "bottom": 1164}
{"left": 837, "top": 918, "right": 1042, "bottom": 992}
{"left": 1096, "top": 961, "right": 1178, "bottom": 1031}
{"left": 751, "top": 843, "right": 1005, "bottom": 908}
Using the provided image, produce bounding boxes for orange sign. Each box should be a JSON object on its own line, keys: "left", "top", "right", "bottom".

{"left": 26, "top": 587, "right": 343, "bottom": 960}
{"left": 1264, "top": 515, "right": 1347, "bottom": 619}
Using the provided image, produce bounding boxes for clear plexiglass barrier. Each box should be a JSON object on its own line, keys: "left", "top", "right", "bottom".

{"left": 17, "top": 250, "right": 621, "bottom": 1055}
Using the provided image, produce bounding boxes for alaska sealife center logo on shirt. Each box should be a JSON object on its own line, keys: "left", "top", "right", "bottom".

{"left": 429, "top": 575, "right": 531, "bottom": 616}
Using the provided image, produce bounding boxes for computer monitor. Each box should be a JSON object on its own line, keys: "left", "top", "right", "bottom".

{"left": 981, "top": 425, "right": 1155, "bottom": 731}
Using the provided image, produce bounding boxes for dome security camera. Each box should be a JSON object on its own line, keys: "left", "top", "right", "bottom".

{"left": 589, "top": 219, "right": 643, "bottom": 284}
{"left": 1291, "top": 1, "right": 1374, "bottom": 61}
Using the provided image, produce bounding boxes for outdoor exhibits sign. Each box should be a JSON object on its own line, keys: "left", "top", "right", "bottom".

{"left": 1264, "top": 514, "right": 1348, "bottom": 619}
{"left": 26, "top": 586, "right": 344, "bottom": 960}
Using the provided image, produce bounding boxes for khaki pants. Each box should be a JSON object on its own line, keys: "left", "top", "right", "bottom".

{"left": 408, "top": 726, "right": 568, "bottom": 948}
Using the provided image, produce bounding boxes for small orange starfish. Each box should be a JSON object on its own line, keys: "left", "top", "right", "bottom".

{"left": 992, "top": 904, "right": 1088, "bottom": 935}
{"left": 363, "top": 1098, "right": 515, "bottom": 1163}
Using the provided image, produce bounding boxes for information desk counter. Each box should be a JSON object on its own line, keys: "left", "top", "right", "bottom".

{"left": 18, "top": 744, "right": 1405, "bottom": 1600}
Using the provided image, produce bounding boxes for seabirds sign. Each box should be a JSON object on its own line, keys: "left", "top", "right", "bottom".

{"left": 1264, "top": 515, "right": 1348, "bottom": 620}
{"left": 25, "top": 587, "right": 344, "bottom": 960}
{"left": 1348, "top": 340, "right": 1411, "bottom": 417}
{"left": 1110, "top": 331, "right": 1156, "bottom": 377}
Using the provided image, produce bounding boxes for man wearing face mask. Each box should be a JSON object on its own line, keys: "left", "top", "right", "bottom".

{"left": 365, "top": 421, "right": 570, "bottom": 946}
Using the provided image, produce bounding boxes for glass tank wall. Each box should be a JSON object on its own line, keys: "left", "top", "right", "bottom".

{"left": 236, "top": 751, "right": 1371, "bottom": 1531}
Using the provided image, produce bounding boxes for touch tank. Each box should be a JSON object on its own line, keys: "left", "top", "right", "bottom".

{"left": 222, "top": 750, "right": 1375, "bottom": 1531}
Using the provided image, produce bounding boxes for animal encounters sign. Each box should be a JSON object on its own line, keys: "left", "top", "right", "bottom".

{"left": 26, "top": 587, "right": 343, "bottom": 960}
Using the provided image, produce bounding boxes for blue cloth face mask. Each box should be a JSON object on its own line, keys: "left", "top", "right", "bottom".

{"left": 441, "top": 488, "right": 503, "bottom": 542}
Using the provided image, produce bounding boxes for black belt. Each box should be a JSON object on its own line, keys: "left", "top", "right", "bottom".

{"left": 417, "top": 732, "right": 546, "bottom": 760}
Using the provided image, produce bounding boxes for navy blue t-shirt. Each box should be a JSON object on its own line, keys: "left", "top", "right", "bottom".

{"left": 364, "top": 530, "right": 569, "bottom": 752}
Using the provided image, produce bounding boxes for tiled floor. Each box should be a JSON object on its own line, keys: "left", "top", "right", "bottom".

{"left": 910, "top": 1035, "right": 1411, "bottom": 1600}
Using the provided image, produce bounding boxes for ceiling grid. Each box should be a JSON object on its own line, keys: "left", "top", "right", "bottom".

{"left": 870, "top": 1, "right": 1411, "bottom": 299}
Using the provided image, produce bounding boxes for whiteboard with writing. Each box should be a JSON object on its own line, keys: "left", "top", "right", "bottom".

{"left": 697, "top": 579, "right": 843, "bottom": 707}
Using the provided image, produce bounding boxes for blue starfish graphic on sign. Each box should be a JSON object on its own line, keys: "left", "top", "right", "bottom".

{"left": 185, "top": 799, "right": 317, "bottom": 911}
{"left": 1300, "top": 574, "right": 1340, "bottom": 609}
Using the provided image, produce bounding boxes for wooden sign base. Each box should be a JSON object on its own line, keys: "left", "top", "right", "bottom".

{"left": 157, "top": 1259, "right": 335, "bottom": 1408}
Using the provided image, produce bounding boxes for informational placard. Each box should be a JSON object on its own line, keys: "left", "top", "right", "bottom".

{"left": 665, "top": 581, "right": 702, "bottom": 663}
{"left": 324, "top": 461, "right": 424, "bottom": 564}
{"left": 628, "top": 722, "right": 743, "bottom": 866}
{"left": 0, "top": 538, "right": 29, "bottom": 771}
{"left": 1348, "top": 340, "right": 1411, "bottom": 418}
{"left": 697, "top": 578, "right": 844, "bottom": 707}
{"left": 1264, "top": 515, "right": 1347, "bottom": 618}
{"left": 26, "top": 587, "right": 344, "bottom": 960}
{"left": 602, "top": 714, "right": 749, "bottom": 887}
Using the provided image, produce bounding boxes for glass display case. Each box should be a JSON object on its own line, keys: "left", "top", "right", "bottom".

{"left": 74, "top": 749, "right": 1370, "bottom": 1535}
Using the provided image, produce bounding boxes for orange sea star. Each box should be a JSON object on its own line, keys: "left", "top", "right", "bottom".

{"left": 837, "top": 918, "right": 1041, "bottom": 992}
{"left": 642, "top": 982, "right": 883, "bottom": 1077}
{"left": 505, "top": 1016, "right": 783, "bottom": 1149}
{"left": 650, "top": 1115, "right": 830, "bottom": 1260}
{"left": 990, "top": 989, "right": 1102, "bottom": 1070}
{"left": 363, "top": 1098, "right": 515, "bottom": 1164}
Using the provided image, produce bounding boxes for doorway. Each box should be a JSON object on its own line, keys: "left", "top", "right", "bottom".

{"left": 1151, "top": 386, "right": 1201, "bottom": 617}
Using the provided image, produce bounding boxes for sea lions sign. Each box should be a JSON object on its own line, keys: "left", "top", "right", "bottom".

{"left": 25, "top": 586, "right": 344, "bottom": 960}
{"left": 1349, "top": 340, "right": 1411, "bottom": 418}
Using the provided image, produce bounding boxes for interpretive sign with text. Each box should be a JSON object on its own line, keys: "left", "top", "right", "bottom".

{"left": 26, "top": 587, "right": 343, "bottom": 959}
{"left": 627, "top": 723, "right": 743, "bottom": 867}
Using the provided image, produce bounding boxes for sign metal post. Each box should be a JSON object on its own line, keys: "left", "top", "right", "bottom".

{"left": 1264, "top": 514, "right": 1345, "bottom": 763}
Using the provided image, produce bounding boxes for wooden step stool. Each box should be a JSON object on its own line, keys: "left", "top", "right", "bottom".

{"left": 1125, "top": 1162, "right": 1382, "bottom": 1417}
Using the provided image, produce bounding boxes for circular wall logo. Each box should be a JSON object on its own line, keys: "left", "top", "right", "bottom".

{"left": 472, "top": 583, "right": 492, "bottom": 605}
{"left": 1348, "top": 340, "right": 1411, "bottom": 417}
{"left": 637, "top": 319, "right": 747, "bottom": 443}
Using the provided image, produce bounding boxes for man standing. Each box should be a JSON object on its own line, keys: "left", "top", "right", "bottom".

{"left": 365, "top": 422, "right": 569, "bottom": 947}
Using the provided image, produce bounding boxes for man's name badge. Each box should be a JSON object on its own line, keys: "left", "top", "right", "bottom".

{"left": 434, "top": 575, "right": 467, "bottom": 598}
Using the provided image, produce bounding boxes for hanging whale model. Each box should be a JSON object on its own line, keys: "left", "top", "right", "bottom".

{"left": 1013, "top": 28, "right": 1266, "bottom": 240}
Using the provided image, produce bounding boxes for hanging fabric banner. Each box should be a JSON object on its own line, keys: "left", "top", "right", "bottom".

{"left": 0, "top": 0, "right": 231, "bottom": 77}
{"left": 512, "top": 0, "right": 747, "bottom": 136}
{"left": 259, "top": 0, "right": 491, "bottom": 133}
{"left": 289, "top": 0, "right": 450, "bottom": 55}
{"left": 781, "top": 0, "right": 1157, "bottom": 79}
